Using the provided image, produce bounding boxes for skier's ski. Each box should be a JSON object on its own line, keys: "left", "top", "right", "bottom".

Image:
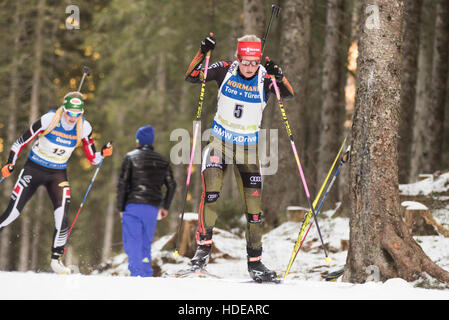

{"left": 169, "top": 267, "right": 283, "bottom": 283}
{"left": 50, "top": 255, "right": 78, "bottom": 275}
{"left": 323, "top": 267, "right": 345, "bottom": 282}
{"left": 171, "top": 267, "right": 222, "bottom": 279}
{"left": 50, "top": 264, "right": 80, "bottom": 275}
{"left": 251, "top": 276, "right": 283, "bottom": 284}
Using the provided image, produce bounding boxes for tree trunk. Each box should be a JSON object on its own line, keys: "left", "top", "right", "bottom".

{"left": 102, "top": 172, "right": 117, "bottom": 261}
{"left": 19, "top": 0, "right": 45, "bottom": 271}
{"left": 102, "top": 97, "right": 125, "bottom": 261}
{"left": 317, "top": 0, "right": 345, "bottom": 208}
{"left": 243, "top": 0, "right": 266, "bottom": 37}
{"left": 0, "top": 1, "right": 24, "bottom": 271}
{"left": 427, "top": 0, "right": 449, "bottom": 173}
{"left": 344, "top": 0, "right": 449, "bottom": 283}
{"left": 262, "top": 0, "right": 313, "bottom": 225}
{"left": 30, "top": 189, "right": 44, "bottom": 270}
{"left": 338, "top": 0, "right": 362, "bottom": 218}
{"left": 398, "top": 0, "right": 422, "bottom": 183}
{"left": 102, "top": 105, "right": 124, "bottom": 261}
{"left": 409, "top": 0, "right": 436, "bottom": 182}
{"left": 17, "top": 215, "right": 31, "bottom": 271}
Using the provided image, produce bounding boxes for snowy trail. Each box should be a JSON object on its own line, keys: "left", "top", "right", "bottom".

{"left": 5, "top": 175, "right": 449, "bottom": 301}
{"left": 1, "top": 271, "right": 449, "bottom": 300}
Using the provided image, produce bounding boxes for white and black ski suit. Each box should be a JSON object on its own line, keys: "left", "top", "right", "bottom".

{"left": 0, "top": 110, "right": 103, "bottom": 257}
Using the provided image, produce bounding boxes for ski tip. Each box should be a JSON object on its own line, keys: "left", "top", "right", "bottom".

{"left": 324, "top": 267, "right": 345, "bottom": 282}
{"left": 325, "top": 257, "right": 331, "bottom": 264}
{"left": 173, "top": 250, "right": 179, "bottom": 259}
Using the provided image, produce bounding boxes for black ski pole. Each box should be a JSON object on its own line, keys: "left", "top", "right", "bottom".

{"left": 261, "top": 4, "right": 281, "bottom": 55}
{"left": 77, "top": 66, "right": 91, "bottom": 92}
{"left": 174, "top": 35, "right": 213, "bottom": 258}
{"left": 269, "top": 68, "right": 331, "bottom": 264}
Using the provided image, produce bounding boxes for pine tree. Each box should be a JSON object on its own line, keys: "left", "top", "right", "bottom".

{"left": 316, "top": 0, "right": 345, "bottom": 208}
{"left": 345, "top": 0, "right": 449, "bottom": 283}
{"left": 262, "top": 0, "right": 313, "bottom": 225}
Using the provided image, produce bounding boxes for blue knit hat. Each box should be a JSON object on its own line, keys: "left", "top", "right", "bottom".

{"left": 136, "top": 125, "right": 155, "bottom": 146}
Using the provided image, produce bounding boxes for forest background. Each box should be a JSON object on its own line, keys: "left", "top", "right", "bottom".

{"left": 0, "top": 0, "right": 447, "bottom": 275}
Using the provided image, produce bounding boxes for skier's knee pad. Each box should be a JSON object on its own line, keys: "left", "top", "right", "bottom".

{"left": 240, "top": 172, "right": 262, "bottom": 189}
{"left": 247, "top": 212, "right": 263, "bottom": 224}
{"left": 205, "top": 192, "right": 220, "bottom": 203}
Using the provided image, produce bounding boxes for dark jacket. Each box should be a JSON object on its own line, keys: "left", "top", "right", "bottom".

{"left": 116, "top": 145, "right": 176, "bottom": 212}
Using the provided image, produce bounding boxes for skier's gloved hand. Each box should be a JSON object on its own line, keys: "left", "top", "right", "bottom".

{"left": 101, "top": 142, "right": 113, "bottom": 157}
{"left": 1, "top": 164, "right": 14, "bottom": 178}
{"left": 264, "top": 59, "right": 283, "bottom": 82}
{"left": 200, "top": 33, "right": 216, "bottom": 54}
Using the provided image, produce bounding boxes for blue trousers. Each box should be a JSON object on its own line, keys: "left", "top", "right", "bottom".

{"left": 122, "top": 203, "right": 158, "bottom": 277}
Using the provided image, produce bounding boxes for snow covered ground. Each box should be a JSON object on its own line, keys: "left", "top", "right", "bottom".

{"left": 2, "top": 174, "right": 449, "bottom": 301}
{"left": 2, "top": 211, "right": 449, "bottom": 300}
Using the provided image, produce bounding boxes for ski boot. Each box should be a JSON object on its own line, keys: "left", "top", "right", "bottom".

{"left": 190, "top": 244, "right": 211, "bottom": 271}
{"left": 173, "top": 245, "right": 212, "bottom": 278}
{"left": 248, "top": 259, "right": 278, "bottom": 283}
{"left": 190, "top": 230, "right": 213, "bottom": 271}
{"left": 50, "top": 248, "right": 71, "bottom": 274}
{"left": 247, "top": 248, "right": 279, "bottom": 283}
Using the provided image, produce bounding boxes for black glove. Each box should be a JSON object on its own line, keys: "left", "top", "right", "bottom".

{"left": 264, "top": 59, "right": 283, "bottom": 81}
{"left": 200, "top": 34, "right": 216, "bottom": 54}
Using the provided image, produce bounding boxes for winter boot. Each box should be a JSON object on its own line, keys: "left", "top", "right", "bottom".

{"left": 50, "top": 248, "right": 71, "bottom": 274}
{"left": 247, "top": 247, "right": 277, "bottom": 282}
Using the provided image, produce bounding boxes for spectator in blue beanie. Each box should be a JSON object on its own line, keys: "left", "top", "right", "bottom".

{"left": 117, "top": 125, "right": 176, "bottom": 277}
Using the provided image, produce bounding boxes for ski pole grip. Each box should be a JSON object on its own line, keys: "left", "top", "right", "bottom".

{"left": 272, "top": 4, "right": 281, "bottom": 17}
{"left": 83, "top": 66, "right": 91, "bottom": 76}
{"left": 205, "top": 32, "right": 214, "bottom": 57}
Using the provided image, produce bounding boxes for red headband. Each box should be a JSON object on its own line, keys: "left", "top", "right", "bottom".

{"left": 237, "top": 41, "right": 262, "bottom": 58}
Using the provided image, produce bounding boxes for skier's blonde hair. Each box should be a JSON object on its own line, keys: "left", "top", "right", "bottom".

{"left": 41, "top": 92, "right": 85, "bottom": 147}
